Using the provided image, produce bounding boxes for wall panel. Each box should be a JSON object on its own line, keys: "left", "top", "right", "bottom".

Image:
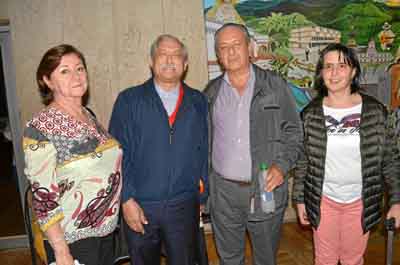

{"left": 0, "top": 1, "right": 9, "bottom": 20}
{"left": 112, "top": 1, "right": 163, "bottom": 94}
{"left": 7, "top": 0, "right": 66, "bottom": 125}
{"left": 61, "top": 0, "right": 115, "bottom": 125}
{"left": 162, "top": 0, "right": 208, "bottom": 90}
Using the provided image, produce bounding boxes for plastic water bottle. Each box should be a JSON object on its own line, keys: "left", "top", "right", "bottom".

{"left": 259, "top": 163, "right": 275, "bottom": 213}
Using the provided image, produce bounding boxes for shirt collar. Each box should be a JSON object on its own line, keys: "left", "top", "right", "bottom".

{"left": 154, "top": 81, "right": 180, "bottom": 98}
{"left": 223, "top": 65, "right": 255, "bottom": 89}
{"left": 222, "top": 65, "right": 255, "bottom": 96}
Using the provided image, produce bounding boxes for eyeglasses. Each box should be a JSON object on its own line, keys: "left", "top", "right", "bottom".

{"left": 322, "top": 63, "right": 351, "bottom": 72}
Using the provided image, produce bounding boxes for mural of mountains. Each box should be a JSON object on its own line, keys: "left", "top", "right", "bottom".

{"left": 236, "top": 0, "right": 352, "bottom": 23}
{"left": 235, "top": 0, "right": 284, "bottom": 15}
{"left": 237, "top": 0, "right": 400, "bottom": 49}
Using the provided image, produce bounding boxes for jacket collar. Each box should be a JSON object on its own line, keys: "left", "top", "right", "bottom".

{"left": 306, "top": 92, "right": 374, "bottom": 118}
{"left": 205, "top": 77, "right": 223, "bottom": 105}
{"left": 207, "top": 64, "right": 261, "bottom": 104}
{"left": 252, "top": 64, "right": 268, "bottom": 98}
{"left": 312, "top": 92, "right": 371, "bottom": 108}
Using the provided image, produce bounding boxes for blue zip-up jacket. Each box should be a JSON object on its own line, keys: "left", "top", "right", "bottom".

{"left": 109, "top": 78, "right": 209, "bottom": 204}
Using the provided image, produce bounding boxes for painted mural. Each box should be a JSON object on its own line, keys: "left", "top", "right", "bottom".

{"left": 203, "top": 0, "right": 400, "bottom": 111}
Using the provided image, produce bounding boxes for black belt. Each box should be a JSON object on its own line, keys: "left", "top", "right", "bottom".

{"left": 221, "top": 177, "right": 251, "bottom": 186}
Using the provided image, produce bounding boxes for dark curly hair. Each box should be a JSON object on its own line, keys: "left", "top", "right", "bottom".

{"left": 314, "top": 43, "right": 362, "bottom": 98}
{"left": 36, "top": 44, "right": 88, "bottom": 105}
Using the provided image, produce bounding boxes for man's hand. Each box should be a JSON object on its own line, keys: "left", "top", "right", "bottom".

{"left": 265, "top": 164, "right": 284, "bottom": 192}
{"left": 296, "top": 203, "right": 310, "bottom": 226}
{"left": 122, "top": 198, "right": 148, "bottom": 234}
{"left": 386, "top": 203, "right": 400, "bottom": 229}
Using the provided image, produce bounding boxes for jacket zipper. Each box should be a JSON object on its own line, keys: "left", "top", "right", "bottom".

{"left": 169, "top": 126, "right": 174, "bottom": 144}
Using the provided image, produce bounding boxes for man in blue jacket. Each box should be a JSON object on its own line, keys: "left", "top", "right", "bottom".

{"left": 109, "top": 34, "right": 208, "bottom": 265}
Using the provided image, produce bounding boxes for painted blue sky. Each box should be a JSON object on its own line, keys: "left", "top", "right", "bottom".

{"left": 203, "top": 0, "right": 276, "bottom": 9}
{"left": 203, "top": 0, "right": 238, "bottom": 9}
{"left": 203, "top": 0, "right": 216, "bottom": 9}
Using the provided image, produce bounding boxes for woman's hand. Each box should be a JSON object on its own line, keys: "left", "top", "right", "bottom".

{"left": 46, "top": 222, "right": 74, "bottom": 265}
{"left": 296, "top": 203, "right": 310, "bottom": 225}
{"left": 386, "top": 203, "right": 400, "bottom": 229}
{"left": 54, "top": 247, "right": 74, "bottom": 265}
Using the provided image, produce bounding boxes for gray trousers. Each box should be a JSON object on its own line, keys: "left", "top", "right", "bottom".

{"left": 210, "top": 173, "right": 286, "bottom": 265}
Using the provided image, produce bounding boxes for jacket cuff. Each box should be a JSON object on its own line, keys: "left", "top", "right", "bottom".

{"left": 292, "top": 197, "right": 304, "bottom": 204}
{"left": 121, "top": 191, "right": 134, "bottom": 204}
{"left": 389, "top": 195, "right": 400, "bottom": 207}
{"left": 272, "top": 160, "right": 290, "bottom": 177}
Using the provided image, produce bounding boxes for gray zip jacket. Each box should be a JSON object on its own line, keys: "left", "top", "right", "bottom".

{"left": 204, "top": 64, "right": 303, "bottom": 214}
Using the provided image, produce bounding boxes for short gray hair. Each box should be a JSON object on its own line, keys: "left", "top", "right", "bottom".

{"left": 150, "top": 34, "right": 188, "bottom": 62}
{"left": 214, "top": 23, "right": 251, "bottom": 54}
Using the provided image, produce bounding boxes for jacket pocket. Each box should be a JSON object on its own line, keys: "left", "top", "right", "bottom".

{"left": 260, "top": 104, "right": 280, "bottom": 112}
{"left": 262, "top": 104, "right": 280, "bottom": 110}
{"left": 273, "top": 181, "right": 289, "bottom": 210}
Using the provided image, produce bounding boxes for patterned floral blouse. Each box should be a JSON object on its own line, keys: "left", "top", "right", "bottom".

{"left": 23, "top": 107, "right": 122, "bottom": 244}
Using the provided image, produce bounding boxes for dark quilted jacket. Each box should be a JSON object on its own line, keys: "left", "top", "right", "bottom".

{"left": 292, "top": 93, "right": 400, "bottom": 233}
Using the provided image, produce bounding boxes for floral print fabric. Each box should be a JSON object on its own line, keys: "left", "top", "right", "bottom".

{"left": 23, "top": 107, "right": 122, "bottom": 243}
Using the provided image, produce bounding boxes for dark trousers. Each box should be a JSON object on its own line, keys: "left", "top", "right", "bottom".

{"left": 44, "top": 233, "right": 115, "bottom": 265}
{"left": 211, "top": 175, "right": 286, "bottom": 265}
{"left": 195, "top": 226, "right": 209, "bottom": 265}
{"left": 125, "top": 196, "right": 199, "bottom": 265}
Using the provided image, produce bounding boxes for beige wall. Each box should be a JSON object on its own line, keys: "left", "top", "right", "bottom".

{"left": 0, "top": 1, "right": 8, "bottom": 20}
{"left": 5, "top": 0, "right": 208, "bottom": 127}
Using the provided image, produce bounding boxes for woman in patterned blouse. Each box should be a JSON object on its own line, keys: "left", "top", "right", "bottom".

{"left": 23, "top": 44, "right": 122, "bottom": 265}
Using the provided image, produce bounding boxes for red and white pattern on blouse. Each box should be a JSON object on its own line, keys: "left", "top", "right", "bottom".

{"left": 30, "top": 107, "right": 108, "bottom": 144}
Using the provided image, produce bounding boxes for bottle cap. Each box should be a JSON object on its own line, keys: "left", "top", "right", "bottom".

{"left": 260, "top": 163, "right": 268, "bottom": 170}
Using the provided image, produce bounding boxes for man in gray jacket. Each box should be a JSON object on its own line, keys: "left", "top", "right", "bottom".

{"left": 204, "top": 23, "right": 303, "bottom": 265}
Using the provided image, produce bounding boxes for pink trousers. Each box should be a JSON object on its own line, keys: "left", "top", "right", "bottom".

{"left": 313, "top": 196, "right": 369, "bottom": 265}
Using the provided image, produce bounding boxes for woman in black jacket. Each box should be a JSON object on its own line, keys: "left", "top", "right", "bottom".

{"left": 293, "top": 43, "right": 400, "bottom": 265}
